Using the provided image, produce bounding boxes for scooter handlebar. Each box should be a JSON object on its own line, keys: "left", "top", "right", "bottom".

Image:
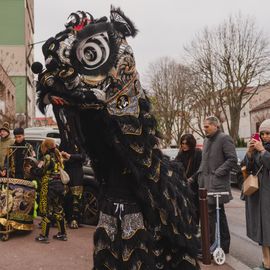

{"left": 207, "top": 191, "right": 230, "bottom": 196}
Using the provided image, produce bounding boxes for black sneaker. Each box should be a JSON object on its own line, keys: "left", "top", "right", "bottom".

{"left": 35, "top": 235, "right": 50, "bottom": 243}
{"left": 53, "top": 233, "right": 67, "bottom": 241}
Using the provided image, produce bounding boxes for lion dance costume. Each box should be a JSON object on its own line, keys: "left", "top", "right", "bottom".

{"left": 32, "top": 7, "right": 200, "bottom": 269}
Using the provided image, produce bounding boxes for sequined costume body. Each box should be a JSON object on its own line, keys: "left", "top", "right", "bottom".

{"left": 33, "top": 7, "right": 199, "bottom": 269}
{"left": 31, "top": 151, "right": 66, "bottom": 238}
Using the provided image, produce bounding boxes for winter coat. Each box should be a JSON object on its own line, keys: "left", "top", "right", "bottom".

{"left": 244, "top": 149, "right": 270, "bottom": 245}
{"left": 175, "top": 148, "right": 202, "bottom": 179}
{"left": 0, "top": 135, "right": 14, "bottom": 169}
{"left": 198, "top": 130, "right": 237, "bottom": 204}
{"left": 175, "top": 148, "right": 202, "bottom": 224}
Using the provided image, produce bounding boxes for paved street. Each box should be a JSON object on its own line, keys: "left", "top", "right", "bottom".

{"left": 1, "top": 219, "right": 236, "bottom": 270}
{"left": 1, "top": 219, "right": 94, "bottom": 270}
{"left": 1, "top": 187, "right": 260, "bottom": 270}
{"left": 227, "top": 187, "right": 261, "bottom": 269}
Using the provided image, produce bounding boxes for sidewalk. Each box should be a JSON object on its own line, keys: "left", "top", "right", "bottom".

{"left": 200, "top": 262, "right": 234, "bottom": 270}
{"left": 200, "top": 254, "right": 252, "bottom": 270}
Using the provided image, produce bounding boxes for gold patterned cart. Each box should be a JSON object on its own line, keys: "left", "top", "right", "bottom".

{"left": 0, "top": 177, "right": 35, "bottom": 240}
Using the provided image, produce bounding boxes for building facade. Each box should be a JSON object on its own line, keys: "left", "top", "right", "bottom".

{"left": 0, "top": 0, "right": 35, "bottom": 127}
{"left": 249, "top": 83, "right": 270, "bottom": 134}
{"left": 0, "top": 65, "right": 16, "bottom": 126}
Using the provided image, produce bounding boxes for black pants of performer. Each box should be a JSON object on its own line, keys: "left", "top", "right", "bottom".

{"left": 40, "top": 181, "right": 66, "bottom": 237}
{"left": 93, "top": 197, "right": 155, "bottom": 270}
{"left": 208, "top": 203, "right": 230, "bottom": 253}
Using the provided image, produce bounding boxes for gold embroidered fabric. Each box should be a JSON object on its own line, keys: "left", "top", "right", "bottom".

{"left": 0, "top": 179, "right": 35, "bottom": 228}
{"left": 0, "top": 218, "right": 34, "bottom": 231}
{"left": 121, "top": 212, "right": 145, "bottom": 240}
{"left": 119, "top": 123, "right": 142, "bottom": 135}
{"left": 148, "top": 161, "right": 160, "bottom": 182}
{"left": 122, "top": 243, "right": 148, "bottom": 261}
{"left": 97, "top": 212, "right": 118, "bottom": 242}
{"left": 70, "top": 186, "right": 83, "bottom": 196}
{"left": 130, "top": 143, "right": 144, "bottom": 154}
{"left": 0, "top": 178, "right": 35, "bottom": 188}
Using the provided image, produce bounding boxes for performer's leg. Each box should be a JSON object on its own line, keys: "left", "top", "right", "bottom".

{"left": 35, "top": 216, "right": 50, "bottom": 243}
{"left": 36, "top": 179, "right": 50, "bottom": 243}
{"left": 53, "top": 197, "right": 67, "bottom": 241}
{"left": 219, "top": 204, "right": 230, "bottom": 253}
{"left": 70, "top": 185, "right": 83, "bottom": 229}
{"left": 208, "top": 204, "right": 216, "bottom": 246}
{"left": 94, "top": 198, "right": 155, "bottom": 270}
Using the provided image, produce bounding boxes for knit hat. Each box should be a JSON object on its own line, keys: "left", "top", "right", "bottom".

{"left": 13, "top": 127, "right": 24, "bottom": 136}
{"left": 259, "top": 119, "right": 270, "bottom": 133}
{"left": 0, "top": 122, "right": 10, "bottom": 134}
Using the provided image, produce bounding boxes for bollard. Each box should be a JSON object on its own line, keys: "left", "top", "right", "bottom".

{"left": 199, "top": 188, "right": 211, "bottom": 265}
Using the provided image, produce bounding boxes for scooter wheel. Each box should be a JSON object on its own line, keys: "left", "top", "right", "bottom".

{"left": 213, "top": 247, "right": 226, "bottom": 265}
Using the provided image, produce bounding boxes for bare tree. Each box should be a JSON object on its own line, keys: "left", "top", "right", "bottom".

{"left": 185, "top": 14, "right": 270, "bottom": 142}
{"left": 147, "top": 57, "right": 193, "bottom": 146}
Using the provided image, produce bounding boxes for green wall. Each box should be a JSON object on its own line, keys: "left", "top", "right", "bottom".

{"left": 11, "top": 76, "right": 26, "bottom": 113}
{"left": 0, "top": 0, "right": 25, "bottom": 45}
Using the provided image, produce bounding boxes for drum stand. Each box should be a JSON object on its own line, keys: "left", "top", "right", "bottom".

{"left": 0, "top": 145, "right": 29, "bottom": 241}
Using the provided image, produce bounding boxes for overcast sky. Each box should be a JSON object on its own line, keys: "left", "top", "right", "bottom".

{"left": 34, "top": 0, "right": 270, "bottom": 75}
{"left": 34, "top": 0, "right": 270, "bottom": 116}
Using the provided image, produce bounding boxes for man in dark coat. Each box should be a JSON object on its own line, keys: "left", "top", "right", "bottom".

{"left": 3, "top": 127, "right": 35, "bottom": 179}
{"left": 198, "top": 116, "right": 237, "bottom": 254}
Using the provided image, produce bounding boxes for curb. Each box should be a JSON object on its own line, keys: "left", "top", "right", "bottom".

{"left": 226, "top": 254, "right": 252, "bottom": 270}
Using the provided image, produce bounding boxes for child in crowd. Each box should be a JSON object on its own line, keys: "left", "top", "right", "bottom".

{"left": 28, "top": 138, "right": 67, "bottom": 243}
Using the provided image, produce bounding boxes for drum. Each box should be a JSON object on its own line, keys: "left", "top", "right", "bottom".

{"left": 0, "top": 177, "right": 35, "bottom": 232}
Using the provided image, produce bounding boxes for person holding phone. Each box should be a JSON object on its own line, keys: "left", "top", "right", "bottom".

{"left": 244, "top": 119, "right": 270, "bottom": 270}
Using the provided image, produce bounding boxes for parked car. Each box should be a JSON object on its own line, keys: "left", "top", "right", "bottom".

{"left": 24, "top": 131, "right": 99, "bottom": 225}
{"left": 229, "top": 147, "right": 246, "bottom": 189}
{"left": 24, "top": 126, "right": 60, "bottom": 140}
{"left": 162, "top": 148, "right": 179, "bottom": 160}
{"left": 162, "top": 145, "right": 202, "bottom": 161}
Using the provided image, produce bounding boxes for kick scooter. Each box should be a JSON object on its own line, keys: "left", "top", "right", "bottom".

{"left": 207, "top": 191, "right": 229, "bottom": 265}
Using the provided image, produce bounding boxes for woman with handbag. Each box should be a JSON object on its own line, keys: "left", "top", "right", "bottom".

{"left": 244, "top": 119, "right": 270, "bottom": 270}
{"left": 28, "top": 138, "right": 67, "bottom": 243}
{"left": 175, "top": 134, "right": 202, "bottom": 225}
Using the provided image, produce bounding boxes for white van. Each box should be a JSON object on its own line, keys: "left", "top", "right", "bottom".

{"left": 24, "top": 127, "right": 60, "bottom": 140}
